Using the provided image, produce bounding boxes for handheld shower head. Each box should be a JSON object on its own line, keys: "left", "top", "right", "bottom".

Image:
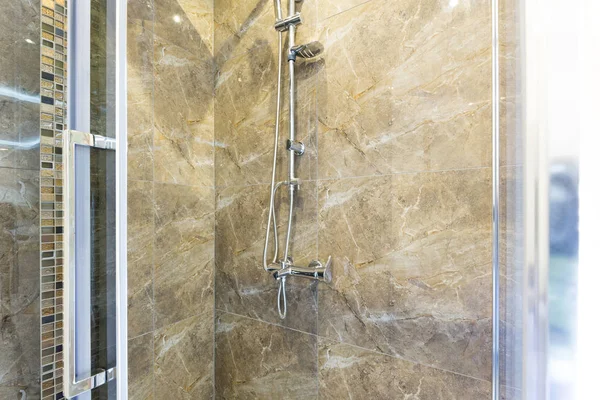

{"left": 291, "top": 41, "right": 324, "bottom": 59}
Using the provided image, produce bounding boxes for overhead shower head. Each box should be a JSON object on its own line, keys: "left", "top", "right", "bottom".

{"left": 291, "top": 41, "right": 324, "bottom": 59}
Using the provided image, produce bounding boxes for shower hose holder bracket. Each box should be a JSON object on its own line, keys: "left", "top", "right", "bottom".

{"left": 286, "top": 139, "right": 305, "bottom": 155}
{"left": 274, "top": 13, "right": 302, "bottom": 32}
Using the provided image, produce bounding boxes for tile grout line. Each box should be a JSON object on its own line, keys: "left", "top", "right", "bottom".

{"left": 154, "top": 312, "right": 207, "bottom": 331}
{"left": 0, "top": 165, "right": 41, "bottom": 172}
{"left": 131, "top": 178, "right": 216, "bottom": 188}
{"left": 314, "top": 6, "right": 320, "bottom": 393}
{"left": 210, "top": 162, "right": 521, "bottom": 191}
{"left": 213, "top": 165, "right": 496, "bottom": 190}
{"left": 215, "top": 308, "right": 496, "bottom": 386}
{"left": 215, "top": 309, "right": 319, "bottom": 336}
{"left": 150, "top": 1, "right": 157, "bottom": 399}
{"left": 212, "top": 6, "right": 218, "bottom": 398}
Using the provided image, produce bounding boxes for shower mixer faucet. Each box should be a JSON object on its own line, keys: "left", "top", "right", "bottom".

{"left": 274, "top": 256, "right": 333, "bottom": 283}
{"left": 263, "top": 0, "right": 330, "bottom": 319}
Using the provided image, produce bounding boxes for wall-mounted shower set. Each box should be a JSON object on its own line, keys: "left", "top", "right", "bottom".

{"left": 263, "top": 0, "right": 330, "bottom": 319}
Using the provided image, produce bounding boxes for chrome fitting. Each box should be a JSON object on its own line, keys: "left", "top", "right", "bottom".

{"left": 273, "top": 256, "right": 332, "bottom": 283}
{"left": 286, "top": 139, "right": 305, "bottom": 155}
{"left": 287, "top": 178, "right": 301, "bottom": 189}
{"left": 274, "top": 13, "right": 302, "bottom": 32}
{"left": 265, "top": 262, "right": 282, "bottom": 273}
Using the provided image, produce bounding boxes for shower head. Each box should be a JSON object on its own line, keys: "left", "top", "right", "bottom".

{"left": 291, "top": 41, "right": 324, "bottom": 59}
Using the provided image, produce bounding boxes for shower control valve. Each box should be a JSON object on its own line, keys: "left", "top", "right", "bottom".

{"left": 286, "top": 139, "right": 305, "bottom": 155}
{"left": 273, "top": 256, "right": 333, "bottom": 283}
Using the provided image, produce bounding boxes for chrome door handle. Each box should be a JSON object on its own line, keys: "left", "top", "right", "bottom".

{"left": 67, "top": 368, "right": 116, "bottom": 396}
{"left": 63, "top": 130, "right": 117, "bottom": 398}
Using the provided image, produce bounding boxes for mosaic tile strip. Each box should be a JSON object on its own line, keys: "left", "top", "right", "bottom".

{"left": 39, "top": 1, "right": 67, "bottom": 399}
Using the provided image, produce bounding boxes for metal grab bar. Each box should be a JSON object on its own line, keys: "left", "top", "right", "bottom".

{"left": 63, "top": 130, "right": 117, "bottom": 398}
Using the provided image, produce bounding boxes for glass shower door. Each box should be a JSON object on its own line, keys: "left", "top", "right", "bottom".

{"left": 63, "top": 0, "right": 126, "bottom": 398}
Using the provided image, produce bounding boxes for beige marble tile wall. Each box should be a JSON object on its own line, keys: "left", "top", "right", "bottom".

{"left": 214, "top": 0, "right": 500, "bottom": 398}
{"left": 127, "top": 0, "right": 215, "bottom": 398}
{"left": 315, "top": 0, "right": 495, "bottom": 393}
{"left": 0, "top": 0, "right": 41, "bottom": 398}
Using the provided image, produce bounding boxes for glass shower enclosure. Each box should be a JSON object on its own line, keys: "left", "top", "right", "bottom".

{"left": 1, "top": 0, "right": 596, "bottom": 399}
{"left": 0, "top": 1, "right": 125, "bottom": 398}
{"left": 63, "top": 1, "right": 128, "bottom": 399}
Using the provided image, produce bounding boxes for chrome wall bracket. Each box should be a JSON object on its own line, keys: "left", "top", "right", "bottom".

{"left": 274, "top": 13, "right": 302, "bottom": 32}
{"left": 286, "top": 139, "right": 305, "bottom": 155}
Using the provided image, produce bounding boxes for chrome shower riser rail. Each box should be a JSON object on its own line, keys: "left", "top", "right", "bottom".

{"left": 263, "top": 0, "right": 330, "bottom": 319}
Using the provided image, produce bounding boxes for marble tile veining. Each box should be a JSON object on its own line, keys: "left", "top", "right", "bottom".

{"left": 153, "top": 37, "right": 214, "bottom": 187}
{"left": 0, "top": 1, "right": 41, "bottom": 171}
{"left": 128, "top": 333, "right": 154, "bottom": 400}
{"left": 128, "top": 0, "right": 154, "bottom": 23}
{"left": 316, "top": 0, "right": 492, "bottom": 179}
{"left": 0, "top": 169, "right": 40, "bottom": 393}
{"left": 215, "top": 38, "right": 321, "bottom": 187}
{"left": 154, "top": 182, "right": 214, "bottom": 329}
{"left": 214, "top": 42, "right": 280, "bottom": 187}
{"left": 127, "top": 0, "right": 216, "bottom": 397}
{"left": 319, "top": 339, "right": 492, "bottom": 399}
{"left": 212, "top": 0, "right": 500, "bottom": 396}
{"left": 215, "top": 312, "right": 318, "bottom": 399}
{"left": 213, "top": 0, "right": 316, "bottom": 68}
{"left": 317, "top": 169, "right": 493, "bottom": 380}
{"left": 127, "top": 180, "right": 154, "bottom": 338}
{"left": 215, "top": 182, "right": 318, "bottom": 333}
{"left": 214, "top": 0, "right": 275, "bottom": 66}
{"left": 128, "top": 8, "right": 155, "bottom": 182}
{"left": 155, "top": 0, "right": 214, "bottom": 58}
{"left": 154, "top": 314, "right": 214, "bottom": 399}
{"left": 0, "top": 0, "right": 41, "bottom": 171}
{"left": 129, "top": 0, "right": 519, "bottom": 397}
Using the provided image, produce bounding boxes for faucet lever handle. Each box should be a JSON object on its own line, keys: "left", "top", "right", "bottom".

{"left": 321, "top": 256, "right": 333, "bottom": 283}
{"left": 308, "top": 256, "right": 332, "bottom": 283}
